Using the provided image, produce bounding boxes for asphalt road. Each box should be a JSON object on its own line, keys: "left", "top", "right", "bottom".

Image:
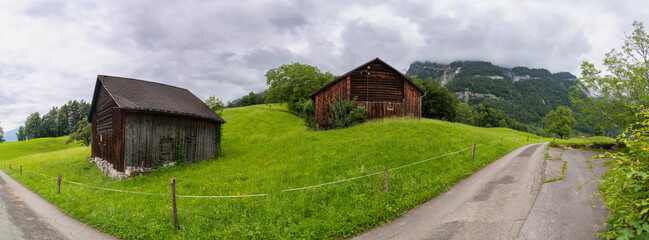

{"left": 353, "top": 143, "right": 608, "bottom": 240}
{"left": 0, "top": 170, "right": 116, "bottom": 240}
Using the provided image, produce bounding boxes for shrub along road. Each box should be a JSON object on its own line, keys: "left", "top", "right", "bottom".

{"left": 354, "top": 143, "right": 608, "bottom": 240}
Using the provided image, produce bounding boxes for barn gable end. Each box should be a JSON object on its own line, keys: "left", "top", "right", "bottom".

{"left": 88, "top": 75, "right": 225, "bottom": 178}
{"left": 310, "top": 58, "right": 425, "bottom": 127}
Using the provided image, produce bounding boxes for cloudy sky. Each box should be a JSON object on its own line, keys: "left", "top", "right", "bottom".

{"left": 0, "top": 0, "right": 647, "bottom": 131}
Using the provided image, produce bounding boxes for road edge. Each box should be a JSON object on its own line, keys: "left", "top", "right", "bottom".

{"left": 0, "top": 169, "right": 117, "bottom": 240}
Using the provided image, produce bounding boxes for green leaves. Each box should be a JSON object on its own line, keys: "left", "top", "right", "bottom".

{"left": 328, "top": 96, "right": 367, "bottom": 129}
{"left": 205, "top": 95, "right": 225, "bottom": 115}
{"left": 574, "top": 21, "right": 649, "bottom": 130}
{"left": 264, "top": 62, "right": 335, "bottom": 114}
{"left": 66, "top": 118, "right": 91, "bottom": 146}
{"left": 544, "top": 106, "right": 576, "bottom": 139}
{"left": 598, "top": 107, "right": 649, "bottom": 239}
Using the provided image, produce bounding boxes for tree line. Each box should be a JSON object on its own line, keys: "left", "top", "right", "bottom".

{"left": 16, "top": 100, "right": 90, "bottom": 141}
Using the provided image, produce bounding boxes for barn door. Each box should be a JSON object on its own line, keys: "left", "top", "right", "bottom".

{"left": 185, "top": 138, "right": 195, "bottom": 162}
{"left": 159, "top": 138, "right": 174, "bottom": 166}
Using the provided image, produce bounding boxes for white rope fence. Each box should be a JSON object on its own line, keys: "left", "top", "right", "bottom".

{"left": 9, "top": 139, "right": 508, "bottom": 198}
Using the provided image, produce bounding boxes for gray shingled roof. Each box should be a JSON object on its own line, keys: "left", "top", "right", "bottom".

{"left": 91, "top": 75, "right": 225, "bottom": 123}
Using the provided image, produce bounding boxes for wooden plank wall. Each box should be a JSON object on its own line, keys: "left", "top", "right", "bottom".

{"left": 357, "top": 101, "right": 404, "bottom": 120}
{"left": 123, "top": 112, "right": 219, "bottom": 169}
{"left": 403, "top": 80, "right": 423, "bottom": 118}
{"left": 91, "top": 85, "right": 124, "bottom": 170}
{"left": 314, "top": 76, "right": 349, "bottom": 125}
{"left": 350, "top": 63, "right": 404, "bottom": 102}
{"left": 313, "top": 60, "right": 423, "bottom": 126}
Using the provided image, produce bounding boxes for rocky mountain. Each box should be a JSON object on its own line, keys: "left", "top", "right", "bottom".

{"left": 406, "top": 61, "right": 587, "bottom": 128}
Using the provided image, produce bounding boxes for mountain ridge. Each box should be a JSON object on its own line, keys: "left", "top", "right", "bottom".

{"left": 405, "top": 60, "right": 590, "bottom": 132}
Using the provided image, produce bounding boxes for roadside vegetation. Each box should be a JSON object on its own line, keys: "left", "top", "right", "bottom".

{"left": 0, "top": 104, "right": 541, "bottom": 239}
{"left": 547, "top": 136, "right": 617, "bottom": 150}
{"left": 574, "top": 21, "right": 649, "bottom": 239}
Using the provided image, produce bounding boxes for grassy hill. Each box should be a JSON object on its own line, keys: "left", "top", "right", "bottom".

{"left": 0, "top": 105, "right": 543, "bottom": 239}
{"left": 0, "top": 136, "right": 81, "bottom": 161}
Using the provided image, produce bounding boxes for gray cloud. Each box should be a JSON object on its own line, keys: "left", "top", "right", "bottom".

{"left": 0, "top": 0, "right": 648, "bottom": 131}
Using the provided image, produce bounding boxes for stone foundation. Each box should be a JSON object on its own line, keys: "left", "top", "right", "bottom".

{"left": 92, "top": 157, "right": 153, "bottom": 179}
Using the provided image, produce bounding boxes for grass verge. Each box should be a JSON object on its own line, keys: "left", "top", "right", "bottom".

{"left": 0, "top": 104, "right": 544, "bottom": 239}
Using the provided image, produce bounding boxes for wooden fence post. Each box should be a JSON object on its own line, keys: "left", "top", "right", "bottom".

{"left": 501, "top": 138, "right": 503, "bottom": 144}
{"left": 527, "top": 136, "right": 529, "bottom": 142}
{"left": 9, "top": 164, "right": 11, "bottom": 170}
{"left": 472, "top": 143, "right": 476, "bottom": 160}
{"left": 20, "top": 166, "right": 22, "bottom": 175}
{"left": 57, "top": 174, "right": 61, "bottom": 194}
{"left": 553, "top": 136, "right": 556, "bottom": 141}
{"left": 383, "top": 167, "right": 389, "bottom": 192}
{"left": 171, "top": 178, "right": 180, "bottom": 230}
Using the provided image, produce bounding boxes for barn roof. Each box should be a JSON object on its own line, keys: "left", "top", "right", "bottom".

{"left": 309, "top": 57, "right": 425, "bottom": 99}
{"left": 89, "top": 75, "right": 226, "bottom": 123}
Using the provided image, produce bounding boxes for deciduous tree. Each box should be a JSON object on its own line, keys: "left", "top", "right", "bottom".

{"left": 0, "top": 122, "right": 4, "bottom": 143}
{"left": 66, "top": 118, "right": 91, "bottom": 146}
{"left": 573, "top": 21, "right": 649, "bottom": 130}
{"left": 264, "top": 62, "right": 335, "bottom": 113}
{"left": 544, "top": 106, "right": 576, "bottom": 139}
{"left": 205, "top": 95, "right": 225, "bottom": 114}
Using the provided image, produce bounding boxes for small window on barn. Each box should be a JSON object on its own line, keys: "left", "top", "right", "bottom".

{"left": 387, "top": 106, "right": 394, "bottom": 111}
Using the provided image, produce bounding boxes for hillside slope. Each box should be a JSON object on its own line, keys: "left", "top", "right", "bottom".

{"left": 406, "top": 61, "right": 588, "bottom": 129}
{"left": 0, "top": 105, "right": 542, "bottom": 239}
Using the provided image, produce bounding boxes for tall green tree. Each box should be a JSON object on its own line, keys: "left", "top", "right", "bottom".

{"left": 0, "top": 122, "right": 4, "bottom": 143}
{"left": 544, "top": 106, "right": 576, "bottom": 139}
{"left": 41, "top": 107, "right": 59, "bottom": 137}
{"left": 16, "top": 126, "right": 26, "bottom": 141}
{"left": 264, "top": 62, "right": 335, "bottom": 113}
{"left": 57, "top": 104, "right": 71, "bottom": 135}
{"left": 66, "top": 118, "right": 91, "bottom": 146}
{"left": 573, "top": 21, "right": 649, "bottom": 130}
{"left": 204, "top": 95, "right": 225, "bottom": 114}
{"left": 420, "top": 77, "right": 458, "bottom": 121}
{"left": 227, "top": 91, "right": 265, "bottom": 108}
{"left": 595, "top": 125, "right": 605, "bottom": 136}
{"left": 455, "top": 102, "right": 473, "bottom": 125}
{"left": 25, "top": 112, "right": 42, "bottom": 139}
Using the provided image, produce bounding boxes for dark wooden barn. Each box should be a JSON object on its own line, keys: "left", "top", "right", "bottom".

{"left": 310, "top": 58, "right": 425, "bottom": 127}
{"left": 88, "top": 75, "right": 226, "bottom": 178}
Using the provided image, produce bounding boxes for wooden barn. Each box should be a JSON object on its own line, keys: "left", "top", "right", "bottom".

{"left": 88, "top": 75, "right": 226, "bottom": 178}
{"left": 310, "top": 58, "right": 425, "bottom": 127}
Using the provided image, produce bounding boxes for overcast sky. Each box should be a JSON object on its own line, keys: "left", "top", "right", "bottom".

{"left": 0, "top": 0, "right": 647, "bottom": 131}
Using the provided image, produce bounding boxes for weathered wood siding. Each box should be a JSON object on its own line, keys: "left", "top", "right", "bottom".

{"left": 350, "top": 62, "right": 404, "bottom": 102}
{"left": 91, "top": 85, "right": 125, "bottom": 171}
{"left": 123, "top": 112, "right": 220, "bottom": 168}
{"left": 403, "top": 80, "right": 423, "bottom": 118}
{"left": 357, "top": 101, "right": 404, "bottom": 120}
{"left": 313, "top": 60, "right": 423, "bottom": 126}
{"left": 314, "top": 76, "right": 350, "bottom": 125}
